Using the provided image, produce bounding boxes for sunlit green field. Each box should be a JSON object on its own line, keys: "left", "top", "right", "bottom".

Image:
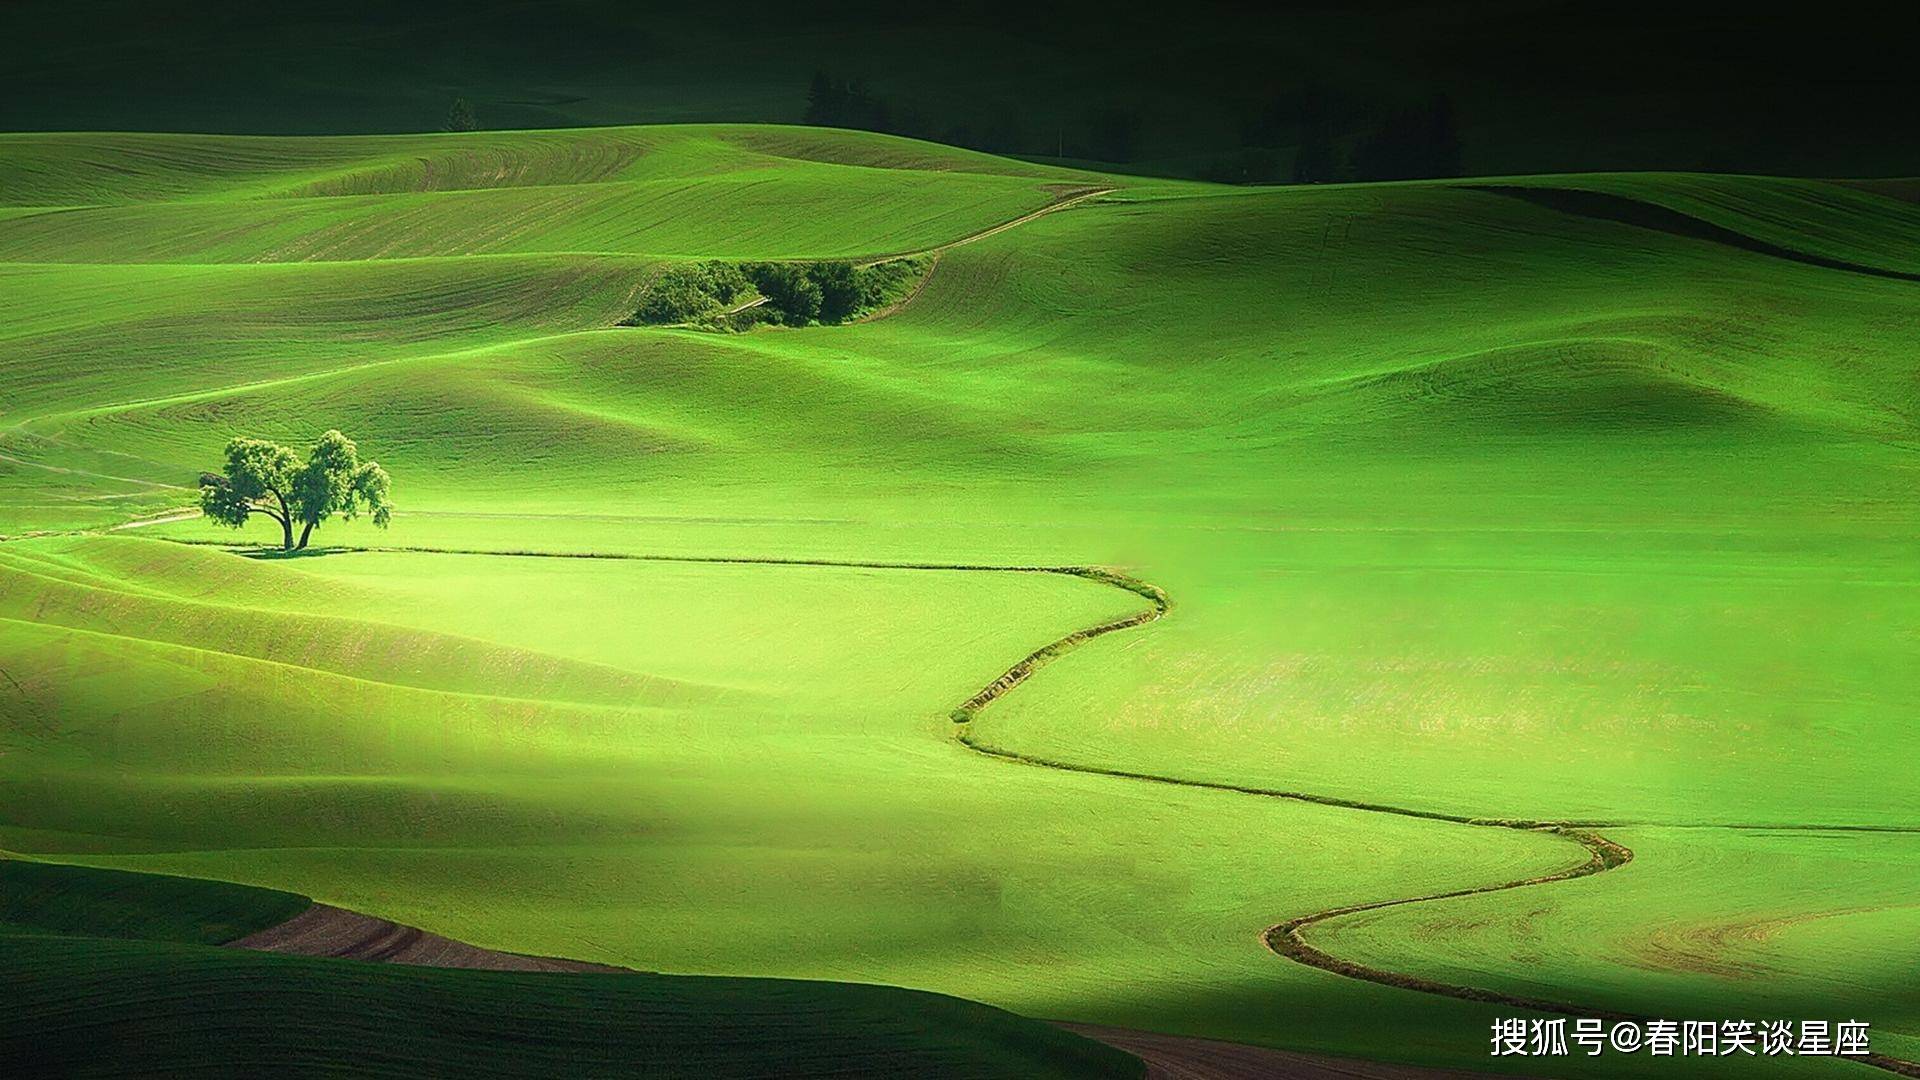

{"left": 3, "top": 124, "right": 1917, "bottom": 1076}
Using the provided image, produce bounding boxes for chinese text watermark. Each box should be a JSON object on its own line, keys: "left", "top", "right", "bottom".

{"left": 1491, "top": 1018, "right": 1870, "bottom": 1058}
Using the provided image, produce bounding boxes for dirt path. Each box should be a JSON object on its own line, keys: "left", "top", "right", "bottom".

{"left": 853, "top": 185, "right": 1114, "bottom": 268}
{"left": 943, "top": 568, "right": 1919, "bottom": 1077}
{"left": 107, "top": 508, "right": 202, "bottom": 531}
{"left": 227, "top": 901, "right": 629, "bottom": 972}
{"left": 225, "top": 901, "right": 1512, "bottom": 1078}
{"left": 119, "top": 538, "right": 1920, "bottom": 1074}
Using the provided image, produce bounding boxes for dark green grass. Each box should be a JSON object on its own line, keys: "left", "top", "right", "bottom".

{"left": 0, "top": 859, "right": 1139, "bottom": 1079}
{"left": 0, "top": 857, "right": 309, "bottom": 943}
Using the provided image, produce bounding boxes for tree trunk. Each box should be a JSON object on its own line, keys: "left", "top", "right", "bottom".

{"left": 296, "top": 520, "right": 315, "bottom": 549}
{"left": 269, "top": 488, "right": 295, "bottom": 550}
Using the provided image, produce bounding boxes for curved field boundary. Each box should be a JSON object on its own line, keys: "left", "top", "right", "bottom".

{"left": 1469, "top": 185, "right": 1920, "bottom": 284}
{"left": 847, "top": 185, "right": 1113, "bottom": 322}
{"left": 219, "top": 897, "right": 1511, "bottom": 1078}
{"left": 949, "top": 568, "right": 1166, "bottom": 721}
{"left": 939, "top": 564, "right": 1920, "bottom": 1077}
{"left": 853, "top": 185, "right": 1114, "bottom": 269}
{"left": 28, "top": 531, "right": 1920, "bottom": 1074}
{"left": 853, "top": 252, "right": 942, "bottom": 324}
{"left": 646, "top": 184, "right": 1114, "bottom": 329}
{"left": 227, "top": 901, "right": 632, "bottom": 973}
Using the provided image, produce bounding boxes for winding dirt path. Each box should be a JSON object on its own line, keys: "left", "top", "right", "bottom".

{"left": 853, "top": 184, "right": 1114, "bottom": 269}
{"left": 943, "top": 566, "right": 1919, "bottom": 1077}
{"left": 106, "top": 538, "right": 1920, "bottom": 1074}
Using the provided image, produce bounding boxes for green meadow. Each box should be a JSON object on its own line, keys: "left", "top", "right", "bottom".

{"left": 2, "top": 124, "right": 1917, "bottom": 1076}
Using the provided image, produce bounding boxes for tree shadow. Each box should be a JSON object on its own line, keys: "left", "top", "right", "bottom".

{"left": 233, "top": 546, "right": 362, "bottom": 561}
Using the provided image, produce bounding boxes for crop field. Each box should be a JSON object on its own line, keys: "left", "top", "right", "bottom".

{"left": 2, "top": 123, "right": 1917, "bottom": 1077}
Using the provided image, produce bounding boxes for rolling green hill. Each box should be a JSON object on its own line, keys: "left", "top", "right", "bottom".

{"left": 0, "top": 859, "right": 1137, "bottom": 1078}
{"left": 2, "top": 123, "right": 1917, "bottom": 1076}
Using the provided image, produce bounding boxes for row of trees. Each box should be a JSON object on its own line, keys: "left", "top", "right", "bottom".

{"left": 803, "top": 70, "right": 1130, "bottom": 162}
{"left": 443, "top": 76, "right": 1458, "bottom": 179}
{"left": 1208, "top": 90, "right": 1462, "bottom": 185}
{"left": 804, "top": 70, "right": 1462, "bottom": 182}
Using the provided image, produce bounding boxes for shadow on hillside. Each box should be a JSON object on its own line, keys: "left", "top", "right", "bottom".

{"left": 1468, "top": 184, "right": 1920, "bottom": 282}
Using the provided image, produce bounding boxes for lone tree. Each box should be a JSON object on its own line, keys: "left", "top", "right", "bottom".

{"left": 444, "top": 97, "right": 478, "bottom": 132}
{"left": 200, "top": 430, "right": 393, "bottom": 550}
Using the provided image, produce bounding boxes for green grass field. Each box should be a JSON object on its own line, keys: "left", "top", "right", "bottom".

{"left": 1, "top": 859, "right": 1136, "bottom": 1078}
{"left": 3, "top": 123, "right": 1916, "bottom": 1076}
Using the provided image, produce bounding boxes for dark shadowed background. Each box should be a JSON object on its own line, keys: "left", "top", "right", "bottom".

{"left": 4, "top": 1, "right": 1917, "bottom": 180}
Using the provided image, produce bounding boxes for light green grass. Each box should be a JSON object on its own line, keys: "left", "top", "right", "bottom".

{"left": 0, "top": 126, "right": 1113, "bottom": 263}
{"left": 1308, "top": 827, "right": 1920, "bottom": 1066}
{"left": 3, "top": 123, "right": 1917, "bottom": 1076}
{"left": 0, "top": 539, "right": 1571, "bottom": 1072}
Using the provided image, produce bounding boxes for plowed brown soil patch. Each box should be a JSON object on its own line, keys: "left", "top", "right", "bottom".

{"left": 226, "top": 902, "right": 628, "bottom": 972}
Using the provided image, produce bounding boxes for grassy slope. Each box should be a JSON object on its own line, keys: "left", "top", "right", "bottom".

{"left": 1, "top": 856, "right": 310, "bottom": 942}
{"left": 0, "top": 860, "right": 1139, "bottom": 1079}
{"left": 2, "top": 124, "right": 1917, "bottom": 1075}
{"left": 1310, "top": 828, "right": 1920, "bottom": 1065}
{"left": 0, "top": 536, "right": 1567, "bottom": 1071}
{"left": 0, "top": 126, "right": 1102, "bottom": 263}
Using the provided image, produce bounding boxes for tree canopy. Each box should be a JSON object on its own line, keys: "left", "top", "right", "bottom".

{"left": 200, "top": 430, "right": 393, "bottom": 550}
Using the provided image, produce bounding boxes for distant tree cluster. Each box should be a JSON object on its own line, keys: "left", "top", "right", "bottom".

{"left": 1082, "top": 106, "right": 1143, "bottom": 164}
{"left": 1350, "top": 96, "right": 1461, "bottom": 181}
{"left": 804, "top": 72, "right": 894, "bottom": 132}
{"left": 200, "top": 430, "right": 393, "bottom": 550}
{"left": 1206, "top": 82, "right": 1464, "bottom": 186}
{"left": 747, "top": 259, "right": 921, "bottom": 325}
{"left": 625, "top": 258, "right": 925, "bottom": 329}
{"left": 799, "top": 67, "right": 1463, "bottom": 182}
{"left": 444, "top": 97, "right": 479, "bottom": 132}
{"left": 800, "top": 70, "right": 1142, "bottom": 163}
{"left": 631, "top": 261, "right": 753, "bottom": 324}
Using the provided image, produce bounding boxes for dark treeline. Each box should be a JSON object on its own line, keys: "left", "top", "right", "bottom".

{"left": 808, "top": 67, "right": 1461, "bottom": 185}
{"left": 11, "top": 1, "right": 1918, "bottom": 181}
{"left": 804, "top": 68, "right": 1154, "bottom": 168}
{"left": 804, "top": 71, "right": 1036, "bottom": 158}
